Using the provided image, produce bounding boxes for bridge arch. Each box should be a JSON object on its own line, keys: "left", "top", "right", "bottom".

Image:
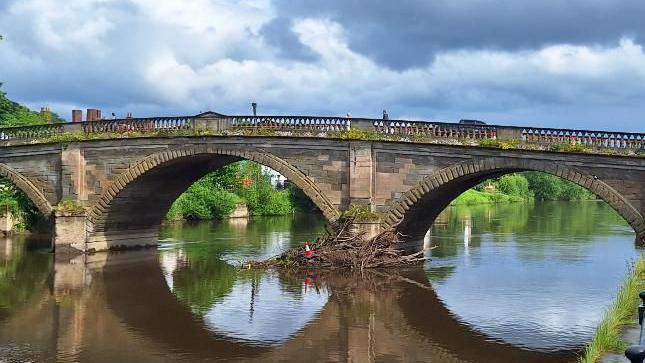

{"left": 87, "top": 145, "right": 340, "bottom": 246}
{"left": 0, "top": 163, "right": 52, "bottom": 215}
{"left": 383, "top": 157, "right": 645, "bottom": 242}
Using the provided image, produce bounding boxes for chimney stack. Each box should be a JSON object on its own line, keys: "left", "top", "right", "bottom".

{"left": 72, "top": 110, "right": 82, "bottom": 123}
{"left": 86, "top": 108, "right": 102, "bottom": 121}
{"left": 126, "top": 112, "right": 133, "bottom": 119}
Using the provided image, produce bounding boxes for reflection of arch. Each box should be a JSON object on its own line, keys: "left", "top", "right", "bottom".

{"left": 102, "top": 253, "right": 575, "bottom": 362}
{"left": 102, "top": 251, "right": 269, "bottom": 359}
{"left": 0, "top": 163, "right": 52, "bottom": 215}
{"left": 396, "top": 269, "right": 575, "bottom": 363}
{"left": 383, "top": 157, "right": 644, "bottom": 239}
{"left": 87, "top": 145, "right": 340, "bottom": 237}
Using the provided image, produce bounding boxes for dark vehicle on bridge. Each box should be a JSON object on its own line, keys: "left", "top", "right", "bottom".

{"left": 459, "top": 119, "right": 487, "bottom": 125}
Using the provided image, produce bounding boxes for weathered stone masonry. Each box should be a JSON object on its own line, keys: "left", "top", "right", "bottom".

{"left": 0, "top": 136, "right": 643, "bottom": 252}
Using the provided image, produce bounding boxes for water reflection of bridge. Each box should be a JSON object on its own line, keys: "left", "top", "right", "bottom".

{"left": 0, "top": 249, "right": 576, "bottom": 362}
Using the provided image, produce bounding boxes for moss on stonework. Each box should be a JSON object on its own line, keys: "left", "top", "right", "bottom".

{"left": 341, "top": 204, "right": 380, "bottom": 222}
{"left": 54, "top": 199, "right": 85, "bottom": 216}
{"left": 2, "top": 126, "right": 640, "bottom": 159}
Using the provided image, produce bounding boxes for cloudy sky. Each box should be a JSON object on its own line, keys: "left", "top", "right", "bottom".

{"left": 1, "top": 0, "right": 644, "bottom": 131}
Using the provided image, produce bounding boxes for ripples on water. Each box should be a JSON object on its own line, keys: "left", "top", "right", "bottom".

{"left": 0, "top": 202, "right": 640, "bottom": 362}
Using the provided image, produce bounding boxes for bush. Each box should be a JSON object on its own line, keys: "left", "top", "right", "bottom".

{"left": 524, "top": 172, "right": 594, "bottom": 201}
{"left": 235, "top": 161, "right": 294, "bottom": 216}
{"left": 166, "top": 161, "right": 301, "bottom": 221}
{"left": 496, "top": 174, "right": 532, "bottom": 200}
{"left": 166, "top": 180, "right": 242, "bottom": 220}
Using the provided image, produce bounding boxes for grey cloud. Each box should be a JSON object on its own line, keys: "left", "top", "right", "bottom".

{"left": 267, "top": 0, "right": 645, "bottom": 69}
{"left": 260, "top": 17, "right": 318, "bottom": 62}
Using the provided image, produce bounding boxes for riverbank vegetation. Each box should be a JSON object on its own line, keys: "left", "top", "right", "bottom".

{"left": 1, "top": 87, "right": 63, "bottom": 127}
{"left": 452, "top": 172, "right": 595, "bottom": 206}
{"left": 166, "top": 161, "right": 308, "bottom": 221}
{"left": 0, "top": 89, "right": 61, "bottom": 232}
{"left": 0, "top": 179, "right": 43, "bottom": 231}
{"left": 579, "top": 256, "right": 645, "bottom": 362}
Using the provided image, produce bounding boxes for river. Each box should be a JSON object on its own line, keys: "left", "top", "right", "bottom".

{"left": 0, "top": 201, "right": 639, "bottom": 362}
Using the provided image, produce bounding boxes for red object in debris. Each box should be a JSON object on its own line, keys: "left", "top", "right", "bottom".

{"left": 243, "top": 178, "right": 252, "bottom": 187}
{"left": 304, "top": 242, "right": 313, "bottom": 259}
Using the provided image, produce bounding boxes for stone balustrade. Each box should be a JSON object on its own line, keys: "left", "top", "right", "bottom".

{"left": 0, "top": 113, "right": 642, "bottom": 150}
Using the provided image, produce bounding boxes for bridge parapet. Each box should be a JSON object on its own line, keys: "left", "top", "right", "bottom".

{"left": 519, "top": 126, "right": 645, "bottom": 149}
{"left": 230, "top": 115, "right": 350, "bottom": 132}
{"left": 0, "top": 113, "right": 643, "bottom": 151}
{"left": 0, "top": 123, "right": 63, "bottom": 140}
{"left": 81, "top": 116, "right": 194, "bottom": 133}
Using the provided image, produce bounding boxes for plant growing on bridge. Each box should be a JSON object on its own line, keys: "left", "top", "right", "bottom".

{"left": 328, "top": 128, "right": 384, "bottom": 141}
{"left": 549, "top": 142, "right": 593, "bottom": 154}
{"left": 54, "top": 199, "right": 85, "bottom": 216}
{"left": 340, "top": 204, "right": 380, "bottom": 222}
{"left": 478, "top": 138, "right": 521, "bottom": 150}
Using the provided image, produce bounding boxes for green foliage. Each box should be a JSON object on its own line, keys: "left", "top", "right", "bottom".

{"left": 341, "top": 203, "right": 380, "bottom": 221}
{"left": 549, "top": 142, "right": 593, "bottom": 154}
{"left": 0, "top": 179, "right": 43, "bottom": 230}
{"left": 452, "top": 189, "right": 525, "bottom": 206}
{"left": 455, "top": 172, "right": 594, "bottom": 205}
{"left": 208, "top": 163, "right": 242, "bottom": 190}
{"left": 167, "top": 179, "right": 242, "bottom": 220}
{"left": 579, "top": 257, "right": 645, "bottom": 362}
{"left": 496, "top": 174, "right": 532, "bottom": 200}
{"left": 235, "top": 162, "right": 294, "bottom": 216}
{"left": 479, "top": 138, "right": 521, "bottom": 149}
{"left": 54, "top": 199, "right": 85, "bottom": 215}
{"left": 167, "top": 161, "right": 303, "bottom": 221}
{"left": 524, "top": 172, "right": 594, "bottom": 201}
{"left": 0, "top": 89, "right": 64, "bottom": 127}
{"left": 328, "top": 128, "right": 383, "bottom": 141}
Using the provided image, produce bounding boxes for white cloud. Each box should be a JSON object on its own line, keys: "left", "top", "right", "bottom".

{"left": 0, "top": 1, "right": 644, "bottom": 131}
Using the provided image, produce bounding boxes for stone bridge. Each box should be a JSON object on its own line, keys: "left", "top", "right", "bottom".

{"left": 0, "top": 112, "right": 643, "bottom": 252}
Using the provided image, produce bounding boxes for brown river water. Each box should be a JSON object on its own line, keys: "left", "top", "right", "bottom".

{"left": 0, "top": 201, "right": 640, "bottom": 362}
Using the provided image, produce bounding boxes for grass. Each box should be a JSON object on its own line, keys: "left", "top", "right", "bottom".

{"left": 579, "top": 255, "right": 645, "bottom": 362}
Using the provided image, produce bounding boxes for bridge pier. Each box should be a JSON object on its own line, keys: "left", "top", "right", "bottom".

{"left": 53, "top": 211, "right": 88, "bottom": 253}
{"left": 348, "top": 141, "right": 375, "bottom": 210}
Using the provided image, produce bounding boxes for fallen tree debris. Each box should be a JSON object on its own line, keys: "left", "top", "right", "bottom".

{"left": 244, "top": 217, "right": 430, "bottom": 270}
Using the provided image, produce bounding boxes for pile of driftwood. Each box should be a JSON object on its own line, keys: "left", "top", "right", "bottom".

{"left": 245, "top": 217, "right": 428, "bottom": 270}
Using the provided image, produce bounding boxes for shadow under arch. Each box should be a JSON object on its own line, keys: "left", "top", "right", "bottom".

{"left": 382, "top": 157, "right": 644, "bottom": 241}
{"left": 86, "top": 145, "right": 340, "bottom": 247}
{"left": 0, "top": 163, "right": 53, "bottom": 216}
{"left": 395, "top": 268, "right": 575, "bottom": 363}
